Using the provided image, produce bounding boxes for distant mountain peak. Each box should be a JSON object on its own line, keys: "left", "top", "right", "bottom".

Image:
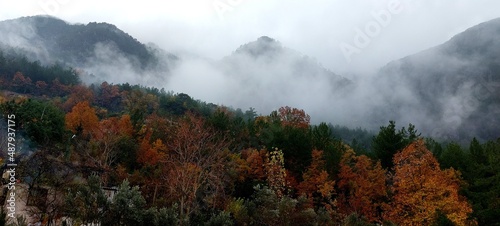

{"left": 0, "top": 16, "right": 179, "bottom": 85}
{"left": 221, "top": 35, "right": 351, "bottom": 97}
{"left": 0, "top": 16, "right": 164, "bottom": 68}
{"left": 257, "top": 36, "right": 276, "bottom": 43}
{"left": 234, "top": 36, "right": 284, "bottom": 57}
{"left": 14, "top": 15, "right": 65, "bottom": 22}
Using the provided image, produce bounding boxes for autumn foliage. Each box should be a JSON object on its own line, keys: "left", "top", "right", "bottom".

{"left": 278, "top": 106, "right": 311, "bottom": 129}
{"left": 2, "top": 65, "right": 489, "bottom": 226}
{"left": 63, "top": 85, "right": 95, "bottom": 111}
{"left": 384, "top": 139, "right": 474, "bottom": 225}
{"left": 338, "top": 147, "right": 388, "bottom": 223}
{"left": 159, "top": 113, "right": 231, "bottom": 220}
{"left": 265, "top": 148, "right": 288, "bottom": 198}
{"left": 137, "top": 132, "right": 165, "bottom": 166}
{"left": 241, "top": 148, "right": 267, "bottom": 181}
{"left": 298, "top": 150, "right": 335, "bottom": 203}
{"left": 65, "top": 101, "right": 99, "bottom": 137}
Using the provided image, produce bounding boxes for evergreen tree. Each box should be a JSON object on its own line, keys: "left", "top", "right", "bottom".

{"left": 372, "top": 121, "right": 419, "bottom": 169}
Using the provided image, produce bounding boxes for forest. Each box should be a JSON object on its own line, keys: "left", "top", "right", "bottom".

{"left": 0, "top": 51, "right": 499, "bottom": 226}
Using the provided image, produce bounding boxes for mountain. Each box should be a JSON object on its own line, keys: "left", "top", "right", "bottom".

{"left": 211, "top": 36, "right": 353, "bottom": 118}
{"left": 377, "top": 18, "right": 500, "bottom": 141}
{"left": 0, "top": 15, "right": 177, "bottom": 84}
{"left": 0, "top": 16, "right": 354, "bottom": 124}
{"left": 223, "top": 36, "right": 350, "bottom": 89}
{"left": 1, "top": 16, "right": 498, "bottom": 141}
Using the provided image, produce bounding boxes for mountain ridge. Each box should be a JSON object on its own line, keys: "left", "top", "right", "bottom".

{"left": 377, "top": 17, "right": 500, "bottom": 141}
{"left": 0, "top": 15, "right": 499, "bottom": 141}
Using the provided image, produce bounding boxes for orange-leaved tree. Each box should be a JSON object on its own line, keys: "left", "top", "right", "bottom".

{"left": 137, "top": 131, "right": 166, "bottom": 167}
{"left": 63, "top": 85, "right": 94, "bottom": 111}
{"left": 297, "top": 150, "right": 335, "bottom": 205}
{"left": 278, "top": 106, "right": 311, "bottom": 129}
{"left": 337, "top": 147, "right": 387, "bottom": 223}
{"left": 296, "top": 149, "right": 338, "bottom": 221}
{"left": 65, "top": 101, "right": 99, "bottom": 138}
{"left": 384, "top": 139, "right": 474, "bottom": 225}
{"left": 241, "top": 148, "right": 268, "bottom": 181}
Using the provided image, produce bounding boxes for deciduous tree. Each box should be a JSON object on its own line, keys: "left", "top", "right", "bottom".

{"left": 138, "top": 135, "right": 166, "bottom": 166}
{"left": 160, "top": 113, "right": 231, "bottom": 223}
{"left": 11, "top": 72, "right": 33, "bottom": 93}
{"left": 241, "top": 148, "right": 267, "bottom": 181}
{"left": 97, "top": 81, "right": 122, "bottom": 111}
{"left": 338, "top": 147, "right": 387, "bottom": 223}
{"left": 384, "top": 139, "right": 473, "bottom": 225}
{"left": 63, "top": 85, "right": 94, "bottom": 111}
{"left": 65, "top": 101, "right": 99, "bottom": 138}
{"left": 265, "top": 148, "right": 288, "bottom": 198}
{"left": 297, "top": 150, "right": 335, "bottom": 205}
{"left": 86, "top": 115, "right": 134, "bottom": 170}
{"left": 278, "top": 106, "right": 310, "bottom": 129}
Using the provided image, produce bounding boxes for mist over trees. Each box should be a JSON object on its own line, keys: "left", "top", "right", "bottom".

{"left": 0, "top": 15, "right": 499, "bottom": 225}
{"left": 2, "top": 16, "right": 499, "bottom": 142}
{"left": 0, "top": 64, "right": 498, "bottom": 224}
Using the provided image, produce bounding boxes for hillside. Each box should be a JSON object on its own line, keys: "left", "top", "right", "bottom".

{"left": 0, "top": 15, "right": 177, "bottom": 84}
{"left": 0, "top": 16, "right": 499, "bottom": 142}
{"left": 223, "top": 36, "right": 351, "bottom": 92}
{"left": 376, "top": 18, "right": 500, "bottom": 141}
{"left": 211, "top": 36, "right": 353, "bottom": 118}
{"left": 0, "top": 16, "right": 499, "bottom": 225}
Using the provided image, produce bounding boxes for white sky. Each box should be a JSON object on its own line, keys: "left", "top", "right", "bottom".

{"left": 1, "top": 0, "right": 500, "bottom": 76}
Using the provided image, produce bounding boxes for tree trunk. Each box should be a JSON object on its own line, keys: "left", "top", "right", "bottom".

{"left": 153, "top": 183, "right": 158, "bottom": 205}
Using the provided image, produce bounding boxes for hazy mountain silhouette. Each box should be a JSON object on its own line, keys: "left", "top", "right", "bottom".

{"left": 0, "top": 16, "right": 499, "bottom": 141}
{"left": 0, "top": 15, "right": 178, "bottom": 84}
{"left": 377, "top": 18, "right": 500, "bottom": 141}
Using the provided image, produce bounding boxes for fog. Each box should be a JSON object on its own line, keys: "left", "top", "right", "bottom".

{"left": 371, "top": 21, "right": 500, "bottom": 141}
{"left": 1, "top": 1, "right": 500, "bottom": 139}
{"left": 163, "top": 37, "right": 368, "bottom": 126}
{"left": 79, "top": 42, "right": 171, "bottom": 87}
{"left": 2, "top": 1, "right": 500, "bottom": 75}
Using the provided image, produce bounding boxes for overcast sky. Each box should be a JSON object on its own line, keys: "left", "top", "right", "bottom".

{"left": 1, "top": 0, "right": 500, "bottom": 76}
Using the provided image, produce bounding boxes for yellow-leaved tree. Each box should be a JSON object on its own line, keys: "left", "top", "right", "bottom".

{"left": 384, "top": 139, "right": 474, "bottom": 225}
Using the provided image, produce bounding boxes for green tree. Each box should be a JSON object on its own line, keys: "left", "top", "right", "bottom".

{"left": 1, "top": 99, "right": 65, "bottom": 146}
{"left": 462, "top": 138, "right": 500, "bottom": 225}
{"left": 312, "top": 122, "right": 333, "bottom": 151}
{"left": 246, "top": 185, "right": 318, "bottom": 226}
{"left": 343, "top": 213, "right": 376, "bottom": 226}
{"left": 123, "top": 89, "right": 158, "bottom": 131}
{"left": 425, "top": 138, "right": 443, "bottom": 159}
{"left": 469, "top": 137, "right": 485, "bottom": 165}
{"left": 204, "top": 211, "right": 233, "bottom": 226}
{"left": 142, "top": 205, "right": 180, "bottom": 226}
{"left": 438, "top": 142, "right": 467, "bottom": 171}
{"left": 103, "top": 180, "right": 147, "bottom": 226}
{"left": 65, "top": 175, "right": 109, "bottom": 225}
{"left": 372, "top": 121, "right": 419, "bottom": 169}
